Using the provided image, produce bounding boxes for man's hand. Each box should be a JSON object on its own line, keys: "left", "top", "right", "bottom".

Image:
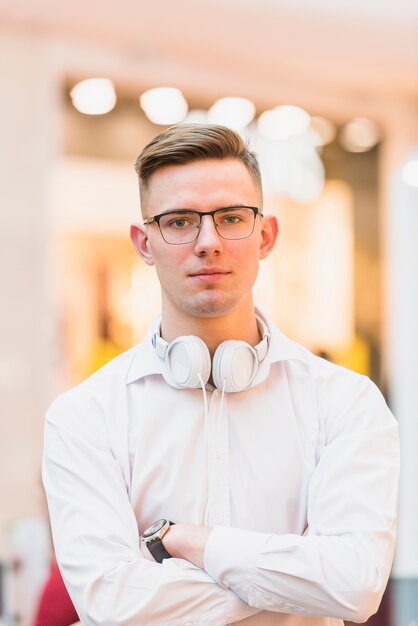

{"left": 141, "top": 523, "right": 212, "bottom": 569}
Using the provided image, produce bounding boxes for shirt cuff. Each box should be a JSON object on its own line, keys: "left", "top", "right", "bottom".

{"left": 204, "top": 525, "right": 269, "bottom": 603}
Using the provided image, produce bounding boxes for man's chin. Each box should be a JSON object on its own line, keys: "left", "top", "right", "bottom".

{"left": 180, "top": 295, "right": 238, "bottom": 318}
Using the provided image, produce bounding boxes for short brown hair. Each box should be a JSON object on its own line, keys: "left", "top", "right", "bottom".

{"left": 134, "top": 124, "right": 262, "bottom": 207}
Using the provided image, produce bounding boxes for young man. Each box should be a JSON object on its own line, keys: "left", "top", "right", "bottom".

{"left": 43, "top": 124, "right": 399, "bottom": 626}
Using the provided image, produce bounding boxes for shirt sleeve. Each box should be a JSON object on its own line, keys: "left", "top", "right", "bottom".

{"left": 42, "top": 394, "right": 259, "bottom": 626}
{"left": 204, "top": 374, "right": 400, "bottom": 624}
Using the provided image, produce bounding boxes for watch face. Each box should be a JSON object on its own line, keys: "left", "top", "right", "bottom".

{"left": 143, "top": 519, "right": 167, "bottom": 539}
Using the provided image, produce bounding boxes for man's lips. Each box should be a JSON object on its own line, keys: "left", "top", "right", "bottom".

{"left": 189, "top": 268, "right": 229, "bottom": 276}
{"left": 188, "top": 268, "right": 231, "bottom": 282}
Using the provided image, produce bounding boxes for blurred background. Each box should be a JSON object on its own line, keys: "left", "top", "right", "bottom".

{"left": 0, "top": 0, "right": 417, "bottom": 624}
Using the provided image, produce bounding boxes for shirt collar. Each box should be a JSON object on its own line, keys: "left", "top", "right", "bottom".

{"left": 258, "top": 308, "right": 307, "bottom": 366}
{"left": 125, "top": 308, "right": 307, "bottom": 385}
{"left": 126, "top": 321, "right": 166, "bottom": 384}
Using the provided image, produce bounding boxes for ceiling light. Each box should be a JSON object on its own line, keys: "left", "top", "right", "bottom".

{"left": 208, "top": 97, "right": 256, "bottom": 130}
{"left": 257, "top": 105, "right": 310, "bottom": 141}
{"left": 310, "top": 116, "right": 337, "bottom": 146}
{"left": 70, "top": 78, "right": 117, "bottom": 115}
{"left": 402, "top": 159, "right": 418, "bottom": 188}
{"left": 248, "top": 125, "right": 324, "bottom": 203}
{"left": 140, "top": 87, "right": 188, "bottom": 125}
{"left": 339, "top": 117, "right": 381, "bottom": 153}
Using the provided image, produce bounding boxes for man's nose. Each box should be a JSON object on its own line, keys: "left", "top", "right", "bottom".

{"left": 193, "top": 215, "right": 224, "bottom": 254}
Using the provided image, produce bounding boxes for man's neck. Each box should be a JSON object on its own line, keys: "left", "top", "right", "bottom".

{"left": 160, "top": 303, "right": 261, "bottom": 357}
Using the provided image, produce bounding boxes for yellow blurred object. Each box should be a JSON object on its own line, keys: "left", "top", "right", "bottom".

{"left": 80, "top": 337, "right": 123, "bottom": 379}
{"left": 335, "top": 335, "right": 370, "bottom": 376}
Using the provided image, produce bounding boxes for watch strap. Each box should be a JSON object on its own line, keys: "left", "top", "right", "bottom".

{"left": 147, "top": 538, "right": 173, "bottom": 563}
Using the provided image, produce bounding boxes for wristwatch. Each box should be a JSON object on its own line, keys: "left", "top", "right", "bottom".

{"left": 142, "top": 518, "right": 174, "bottom": 563}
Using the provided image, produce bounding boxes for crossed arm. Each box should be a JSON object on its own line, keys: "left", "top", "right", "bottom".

{"left": 43, "top": 378, "right": 400, "bottom": 626}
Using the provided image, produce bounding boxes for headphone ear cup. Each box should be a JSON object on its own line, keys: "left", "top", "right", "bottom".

{"left": 165, "top": 336, "right": 211, "bottom": 388}
{"left": 212, "top": 341, "right": 258, "bottom": 392}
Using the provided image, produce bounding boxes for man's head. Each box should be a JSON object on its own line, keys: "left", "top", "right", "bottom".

{"left": 131, "top": 124, "right": 278, "bottom": 328}
{"left": 135, "top": 124, "right": 262, "bottom": 214}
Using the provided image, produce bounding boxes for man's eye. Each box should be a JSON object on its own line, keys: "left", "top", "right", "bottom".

{"left": 168, "top": 218, "right": 190, "bottom": 229}
{"left": 222, "top": 215, "right": 242, "bottom": 224}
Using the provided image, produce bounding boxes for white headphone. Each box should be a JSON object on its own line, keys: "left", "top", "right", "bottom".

{"left": 152, "top": 314, "right": 270, "bottom": 393}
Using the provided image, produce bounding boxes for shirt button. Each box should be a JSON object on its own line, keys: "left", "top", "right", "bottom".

{"left": 215, "top": 450, "right": 223, "bottom": 459}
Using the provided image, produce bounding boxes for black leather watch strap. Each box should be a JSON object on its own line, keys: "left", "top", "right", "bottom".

{"left": 147, "top": 538, "right": 173, "bottom": 563}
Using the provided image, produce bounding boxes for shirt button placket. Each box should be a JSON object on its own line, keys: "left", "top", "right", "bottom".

{"left": 206, "top": 390, "right": 230, "bottom": 527}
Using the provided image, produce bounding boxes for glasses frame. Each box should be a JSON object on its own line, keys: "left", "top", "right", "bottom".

{"left": 143, "top": 205, "right": 263, "bottom": 245}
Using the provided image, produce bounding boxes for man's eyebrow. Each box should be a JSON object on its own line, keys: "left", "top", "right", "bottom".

{"left": 154, "top": 208, "right": 199, "bottom": 215}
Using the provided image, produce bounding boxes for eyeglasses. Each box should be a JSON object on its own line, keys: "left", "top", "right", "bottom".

{"left": 143, "top": 205, "right": 263, "bottom": 245}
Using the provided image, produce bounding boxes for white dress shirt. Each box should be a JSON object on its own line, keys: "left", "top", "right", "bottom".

{"left": 43, "top": 311, "right": 399, "bottom": 626}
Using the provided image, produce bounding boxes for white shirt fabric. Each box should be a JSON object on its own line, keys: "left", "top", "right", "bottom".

{"left": 43, "top": 311, "right": 399, "bottom": 626}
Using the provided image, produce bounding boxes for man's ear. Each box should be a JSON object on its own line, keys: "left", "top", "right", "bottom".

{"left": 130, "top": 222, "right": 155, "bottom": 266}
{"left": 259, "top": 215, "right": 279, "bottom": 260}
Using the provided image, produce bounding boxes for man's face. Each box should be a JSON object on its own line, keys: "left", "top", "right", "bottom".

{"left": 132, "top": 158, "right": 276, "bottom": 322}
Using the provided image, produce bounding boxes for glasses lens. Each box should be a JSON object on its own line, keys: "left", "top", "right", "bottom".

{"left": 214, "top": 207, "right": 256, "bottom": 240}
{"left": 159, "top": 211, "right": 200, "bottom": 244}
